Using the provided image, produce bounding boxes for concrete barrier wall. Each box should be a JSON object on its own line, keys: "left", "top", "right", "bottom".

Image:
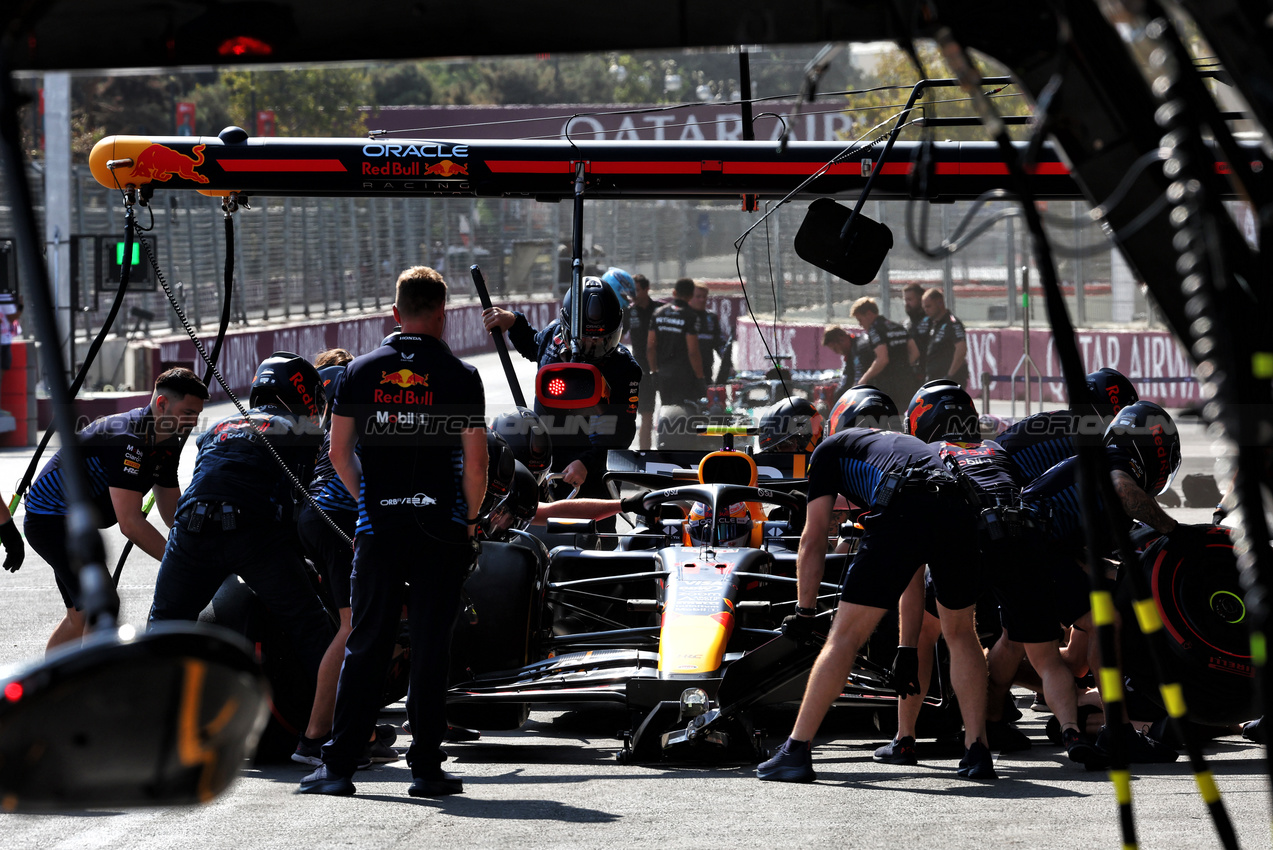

{"left": 735, "top": 322, "right": 1197, "bottom": 407}
{"left": 153, "top": 294, "right": 749, "bottom": 402}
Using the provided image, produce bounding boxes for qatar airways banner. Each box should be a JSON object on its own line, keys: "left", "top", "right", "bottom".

{"left": 366, "top": 103, "right": 848, "bottom": 143}
{"left": 734, "top": 322, "right": 1198, "bottom": 406}
{"left": 154, "top": 294, "right": 748, "bottom": 402}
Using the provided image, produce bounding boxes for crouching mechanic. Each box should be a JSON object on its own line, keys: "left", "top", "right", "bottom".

{"left": 303, "top": 266, "right": 487, "bottom": 799}
{"left": 149, "top": 354, "right": 332, "bottom": 668}
{"left": 26, "top": 368, "right": 208, "bottom": 650}
{"left": 1021, "top": 400, "right": 1183, "bottom": 765}
{"left": 757, "top": 424, "right": 996, "bottom": 782}
{"left": 906, "top": 382, "right": 1100, "bottom": 766}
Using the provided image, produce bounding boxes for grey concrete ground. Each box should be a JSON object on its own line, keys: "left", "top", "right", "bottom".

{"left": 0, "top": 349, "right": 1265, "bottom": 849}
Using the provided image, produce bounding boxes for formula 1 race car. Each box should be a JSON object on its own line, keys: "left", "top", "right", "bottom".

{"left": 445, "top": 446, "right": 957, "bottom": 764}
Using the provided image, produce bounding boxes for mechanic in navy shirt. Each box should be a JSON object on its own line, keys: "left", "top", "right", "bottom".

{"left": 149, "top": 355, "right": 332, "bottom": 678}
{"left": 293, "top": 352, "right": 400, "bottom": 768}
{"left": 850, "top": 296, "right": 919, "bottom": 415}
{"left": 304, "top": 266, "right": 487, "bottom": 799}
{"left": 1020, "top": 401, "right": 1182, "bottom": 764}
{"left": 25, "top": 367, "right": 207, "bottom": 650}
{"left": 483, "top": 276, "right": 641, "bottom": 501}
{"left": 907, "top": 383, "right": 1098, "bottom": 766}
{"left": 757, "top": 426, "right": 996, "bottom": 782}
{"left": 690, "top": 283, "right": 729, "bottom": 384}
{"left": 996, "top": 368, "right": 1139, "bottom": 485}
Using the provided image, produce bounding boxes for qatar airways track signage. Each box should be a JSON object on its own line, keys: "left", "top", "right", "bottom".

{"left": 365, "top": 103, "right": 852, "bottom": 142}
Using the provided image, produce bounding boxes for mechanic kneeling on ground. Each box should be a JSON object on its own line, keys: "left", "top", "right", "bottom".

{"left": 302, "top": 266, "right": 487, "bottom": 799}
{"left": 757, "top": 423, "right": 996, "bottom": 783}
{"left": 24, "top": 368, "right": 208, "bottom": 651}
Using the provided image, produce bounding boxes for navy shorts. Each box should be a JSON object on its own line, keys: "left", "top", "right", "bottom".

{"left": 840, "top": 488, "right": 982, "bottom": 611}
{"left": 983, "top": 532, "right": 1066, "bottom": 643}
{"left": 1047, "top": 547, "right": 1092, "bottom": 627}
{"left": 24, "top": 513, "right": 79, "bottom": 609}
{"left": 297, "top": 503, "right": 357, "bottom": 610}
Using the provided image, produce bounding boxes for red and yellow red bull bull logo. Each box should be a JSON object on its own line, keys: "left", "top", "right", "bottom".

{"left": 89, "top": 138, "right": 210, "bottom": 187}
{"left": 130, "top": 143, "right": 209, "bottom": 184}
{"left": 376, "top": 369, "right": 431, "bottom": 404}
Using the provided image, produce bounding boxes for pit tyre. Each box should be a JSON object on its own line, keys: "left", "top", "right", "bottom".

{"left": 448, "top": 540, "right": 541, "bottom": 731}
{"left": 1118, "top": 525, "right": 1256, "bottom": 725}
{"left": 198, "top": 577, "right": 316, "bottom": 763}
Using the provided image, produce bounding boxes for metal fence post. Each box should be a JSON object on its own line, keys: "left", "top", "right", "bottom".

{"left": 283, "top": 198, "right": 293, "bottom": 320}
{"left": 261, "top": 201, "right": 271, "bottom": 322}
{"left": 1005, "top": 213, "right": 1016, "bottom": 325}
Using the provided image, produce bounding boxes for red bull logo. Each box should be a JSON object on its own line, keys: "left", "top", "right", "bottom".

{"left": 422, "top": 159, "right": 469, "bottom": 177}
{"left": 908, "top": 399, "right": 933, "bottom": 436}
{"left": 130, "top": 143, "right": 209, "bottom": 184}
{"left": 380, "top": 369, "right": 429, "bottom": 388}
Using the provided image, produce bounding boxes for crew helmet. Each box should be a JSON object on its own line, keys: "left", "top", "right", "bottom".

{"left": 1082, "top": 367, "right": 1139, "bottom": 420}
{"left": 1103, "top": 400, "right": 1182, "bottom": 495}
{"left": 560, "top": 276, "right": 624, "bottom": 361}
{"left": 687, "top": 501, "right": 753, "bottom": 548}
{"left": 492, "top": 406, "right": 553, "bottom": 484}
{"left": 483, "top": 461, "right": 538, "bottom": 538}
{"left": 756, "top": 397, "right": 824, "bottom": 453}
{"left": 906, "top": 380, "right": 978, "bottom": 443}
{"left": 481, "top": 429, "right": 517, "bottom": 519}
{"left": 827, "top": 384, "right": 901, "bottom": 435}
{"left": 250, "top": 351, "right": 325, "bottom": 418}
{"left": 601, "top": 267, "right": 637, "bottom": 304}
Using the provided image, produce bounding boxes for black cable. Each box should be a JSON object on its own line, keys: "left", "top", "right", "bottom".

{"left": 936, "top": 25, "right": 1240, "bottom": 850}
{"left": 112, "top": 207, "right": 236, "bottom": 588}
{"left": 138, "top": 234, "right": 355, "bottom": 548}
{"left": 8, "top": 198, "right": 134, "bottom": 514}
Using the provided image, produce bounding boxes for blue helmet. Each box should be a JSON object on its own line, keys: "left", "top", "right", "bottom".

{"left": 601, "top": 267, "right": 636, "bottom": 304}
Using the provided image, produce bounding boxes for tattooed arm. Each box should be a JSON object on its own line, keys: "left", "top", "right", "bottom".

{"left": 1111, "top": 469, "right": 1179, "bottom": 534}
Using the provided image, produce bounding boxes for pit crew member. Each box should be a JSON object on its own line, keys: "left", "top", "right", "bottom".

{"left": 26, "top": 368, "right": 208, "bottom": 650}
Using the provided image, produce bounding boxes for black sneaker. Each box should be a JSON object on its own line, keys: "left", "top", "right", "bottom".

{"left": 376, "top": 723, "right": 398, "bottom": 747}
{"left": 957, "top": 740, "right": 998, "bottom": 780}
{"left": 444, "top": 725, "right": 482, "bottom": 742}
{"left": 1095, "top": 722, "right": 1180, "bottom": 764}
{"left": 874, "top": 735, "right": 918, "bottom": 765}
{"left": 363, "top": 737, "right": 400, "bottom": 765}
{"left": 756, "top": 738, "right": 816, "bottom": 783}
{"left": 408, "top": 770, "right": 464, "bottom": 797}
{"left": 299, "top": 764, "right": 355, "bottom": 796}
{"left": 292, "top": 734, "right": 324, "bottom": 768}
{"left": 986, "top": 720, "right": 1032, "bottom": 752}
{"left": 1243, "top": 717, "right": 1265, "bottom": 744}
{"left": 1062, "top": 727, "right": 1104, "bottom": 767}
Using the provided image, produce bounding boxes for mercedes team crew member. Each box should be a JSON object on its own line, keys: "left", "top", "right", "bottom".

{"left": 995, "top": 368, "right": 1139, "bottom": 485}
{"left": 918, "top": 289, "right": 968, "bottom": 385}
{"left": 906, "top": 382, "right": 1098, "bottom": 767}
{"left": 647, "top": 277, "right": 706, "bottom": 408}
{"left": 1020, "top": 400, "right": 1182, "bottom": 765}
{"left": 303, "top": 266, "right": 487, "bottom": 799}
{"left": 850, "top": 296, "right": 919, "bottom": 415}
{"left": 690, "top": 283, "right": 729, "bottom": 384}
{"left": 25, "top": 367, "right": 208, "bottom": 650}
{"left": 481, "top": 277, "right": 641, "bottom": 502}
{"left": 757, "top": 426, "right": 996, "bottom": 783}
{"left": 625, "top": 273, "right": 662, "bottom": 450}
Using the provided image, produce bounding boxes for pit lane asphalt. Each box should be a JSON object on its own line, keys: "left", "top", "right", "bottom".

{"left": 0, "top": 350, "right": 1266, "bottom": 849}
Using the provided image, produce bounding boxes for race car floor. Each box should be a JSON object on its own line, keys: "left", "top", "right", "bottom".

{"left": 1, "top": 351, "right": 1266, "bottom": 848}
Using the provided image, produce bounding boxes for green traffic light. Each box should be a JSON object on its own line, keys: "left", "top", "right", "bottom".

{"left": 115, "top": 241, "right": 141, "bottom": 267}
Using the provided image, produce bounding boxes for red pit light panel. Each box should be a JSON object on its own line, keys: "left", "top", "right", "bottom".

{"left": 536, "top": 363, "right": 604, "bottom": 409}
